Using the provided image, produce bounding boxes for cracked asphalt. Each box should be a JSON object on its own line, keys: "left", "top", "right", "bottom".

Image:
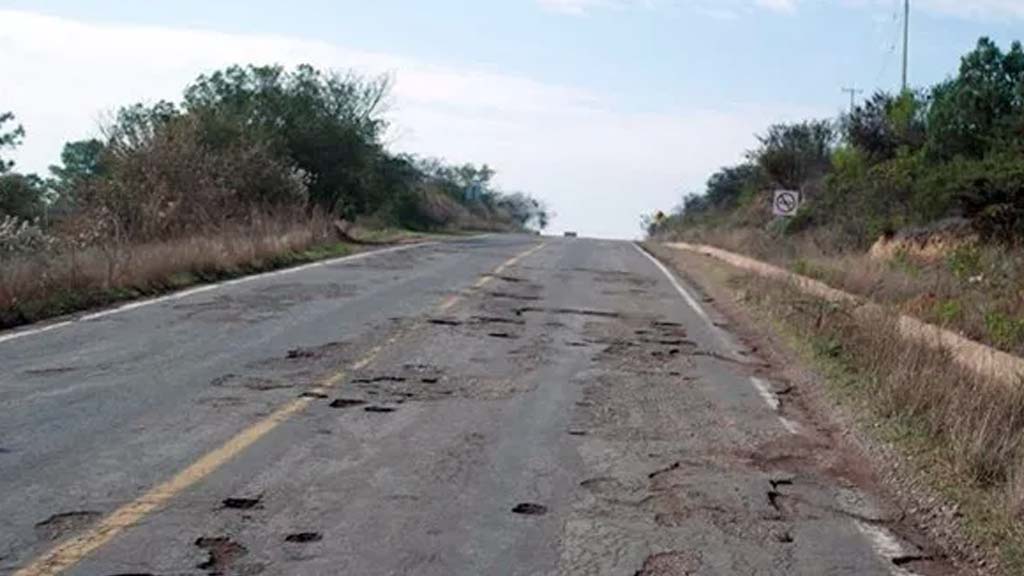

{"left": 0, "top": 235, "right": 954, "bottom": 575}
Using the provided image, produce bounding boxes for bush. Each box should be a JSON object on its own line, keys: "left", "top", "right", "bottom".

{"left": 0, "top": 215, "right": 52, "bottom": 255}
{"left": 82, "top": 108, "right": 309, "bottom": 243}
{"left": 653, "top": 37, "right": 1024, "bottom": 249}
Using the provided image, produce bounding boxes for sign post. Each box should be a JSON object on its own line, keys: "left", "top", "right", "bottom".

{"left": 772, "top": 190, "right": 800, "bottom": 217}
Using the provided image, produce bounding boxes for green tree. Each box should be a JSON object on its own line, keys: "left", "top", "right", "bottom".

{"left": 0, "top": 173, "right": 46, "bottom": 220}
{"left": 843, "top": 91, "right": 927, "bottom": 162}
{"left": 704, "top": 163, "right": 763, "bottom": 209}
{"left": 926, "top": 38, "right": 1024, "bottom": 160}
{"left": 183, "top": 64, "right": 391, "bottom": 216}
{"left": 49, "top": 139, "right": 107, "bottom": 208}
{"left": 749, "top": 120, "right": 835, "bottom": 190}
{"left": 0, "top": 112, "right": 25, "bottom": 174}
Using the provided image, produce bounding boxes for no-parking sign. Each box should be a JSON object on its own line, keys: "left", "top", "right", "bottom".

{"left": 772, "top": 190, "right": 800, "bottom": 217}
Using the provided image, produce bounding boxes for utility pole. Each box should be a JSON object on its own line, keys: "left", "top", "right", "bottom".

{"left": 841, "top": 86, "right": 864, "bottom": 114}
{"left": 901, "top": 0, "right": 910, "bottom": 92}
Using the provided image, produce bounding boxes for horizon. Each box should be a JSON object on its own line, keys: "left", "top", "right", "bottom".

{"left": 4, "top": 1, "right": 1024, "bottom": 237}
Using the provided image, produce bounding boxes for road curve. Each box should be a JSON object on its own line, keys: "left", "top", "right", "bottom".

{"left": 0, "top": 235, "right": 946, "bottom": 575}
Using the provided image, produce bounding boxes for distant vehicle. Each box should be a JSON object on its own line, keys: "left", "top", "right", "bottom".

{"left": 564, "top": 231, "right": 578, "bottom": 238}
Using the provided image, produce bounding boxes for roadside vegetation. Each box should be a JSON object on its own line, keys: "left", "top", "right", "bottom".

{"left": 647, "top": 244, "right": 1024, "bottom": 571}
{"left": 647, "top": 37, "right": 1024, "bottom": 357}
{"left": 647, "top": 37, "right": 1024, "bottom": 571}
{"left": 0, "top": 64, "right": 548, "bottom": 329}
{"left": 743, "top": 270, "right": 1024, "bottom": 572}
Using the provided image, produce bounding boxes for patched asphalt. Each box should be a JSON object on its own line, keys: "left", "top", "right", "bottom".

{"left": 0, "top": 236, "right": 952, "bottom": 575}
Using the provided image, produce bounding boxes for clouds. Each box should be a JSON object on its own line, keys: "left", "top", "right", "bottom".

{"left": 916, "top": 0, "right": 1024, "bottom": 19}
{"left": 0, "top": 9, "right": 818, "bottom": 238}
{"left": 536, "top": 0, "right": 798, "bottom": 16}
{"left": 538, "top": 0, "right": 1024, "bottom": 19}
{"left": 536, "top": 0, "right": 613, "bottom": 14}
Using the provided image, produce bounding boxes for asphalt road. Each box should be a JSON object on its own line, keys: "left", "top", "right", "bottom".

{"left": 0, "top": 235, "right": 947, "bottom": 575}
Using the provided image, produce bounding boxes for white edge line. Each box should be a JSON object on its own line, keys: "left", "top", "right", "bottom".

{"left": 0, "top": 321, "right": 74, "bottom": 344}
{"left": 0, "top": 241, "right": 438, "bottom": 346}
{"left": 778, "top": 416, "right": 802, "bottom": 435}
{"left": 853, "top": 520, "right": 923, "bottom": 576}
{"left": 749, "top": 377, "right": 781, "bottom": 411}
{"left": 636, "top": 242, "right": 804, "bottom": 437}
{"left": 634, "top": 243, "right": 714, "bottom": 325}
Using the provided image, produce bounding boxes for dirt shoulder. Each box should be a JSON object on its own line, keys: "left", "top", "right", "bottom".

{"left": 645, "top": 242, "right": 1006, "bottom": 576}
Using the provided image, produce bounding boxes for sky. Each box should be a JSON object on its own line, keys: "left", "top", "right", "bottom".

{"left": 2, "top": 1, "right": 1024, "bottom": 238}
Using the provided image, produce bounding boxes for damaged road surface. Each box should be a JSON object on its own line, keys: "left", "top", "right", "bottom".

{"left": 0, "top": 235, "right": 954, "bottom": 575}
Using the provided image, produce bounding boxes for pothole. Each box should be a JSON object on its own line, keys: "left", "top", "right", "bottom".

{"left": 329, "top": 398, "right": 367, "bottom": 409}
{"left": 284, "top": 532, "right": 323, "bottom": 543}
{"left": 427, "top": 318, "right": 461, "bottom": 326}
{"left": 351, "top": 376, "right": 407, "bottom": 384}
{"left": 647, "top": 462, "right": 681, "bottom": 480}
{"left": 364, "top": 406, "right": 397, "bottom": 413}
{"left": 767, "top": 478, "right": 794, "bottom": 519}
{"left": 511, "top": 503, "right": 548, "bottom": 516}
{"left": 515, "top": 306, "right": 620, "bottom": 319}
{"left": 211, "top": 374, "right": 292, "bottom": 391}
{"left": 633, "top": 551, "right": 702, "bottom": 575}
{"left": 34, "top": 511, "right": 101, "bottom": 541}
{"left": 195, "top": 536, "right": 248, "bottom": 573}
{"left": 471, "top": 315, "right": 525, "bottom": 326}
{"left": 222, "top": 496, "right": 262, "bottom": 510}
{"left": 488, "top": 275, "right": 525, "bottom": 283}
{"left": 486, "top": 291, "right": 541, "bottom": 301}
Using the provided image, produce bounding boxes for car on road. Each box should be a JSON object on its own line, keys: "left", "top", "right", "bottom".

{"left": 564, "top": 231, "right": 578, "bottom": 238}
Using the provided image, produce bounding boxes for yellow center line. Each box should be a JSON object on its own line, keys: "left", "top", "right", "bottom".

{"left": 442, "top": 241, "right": 547, "bottom": 311}
{"left": 14, "top": 239, "right": 547, "bottom": 576}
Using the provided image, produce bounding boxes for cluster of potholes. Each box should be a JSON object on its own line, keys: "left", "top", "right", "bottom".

{"left": 189, "top": 495, "right": 327, "bottom": 575}
{"left": 570, "top": 434, "right": 943, "bottom": 573}
{"left": 30, "top": 497, "right": 328, "bottom": 575}
{"left": 553, "top": 291, "right": 944, "bottom": 574}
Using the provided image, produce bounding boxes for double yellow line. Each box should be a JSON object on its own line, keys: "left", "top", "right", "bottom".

{"left": 15, "top": 240, "right": 545, "bottom": 576}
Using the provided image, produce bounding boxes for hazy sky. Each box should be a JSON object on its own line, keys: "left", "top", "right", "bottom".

{"left": 2, "top": 1, "right": 1023, "bottom": 237}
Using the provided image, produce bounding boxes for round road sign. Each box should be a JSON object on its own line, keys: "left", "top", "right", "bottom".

{"left": 773, "top": 190, "right": 800, "bottom": 217}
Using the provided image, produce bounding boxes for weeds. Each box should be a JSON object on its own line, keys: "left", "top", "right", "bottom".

{"left": 0, "top": 215, "right": 349, "bottom": 329}
{"left": 673, "top": 225, "right": 1024, "bottom": 357}
{"left": 739, "top": 272, "right": 1024, "bottom": 567}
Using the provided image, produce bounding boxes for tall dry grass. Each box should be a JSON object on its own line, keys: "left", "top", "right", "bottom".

{"left": 742, "top": 273, "right": 1024, "bottom": 564}
{"left": 0, "top": 214, "right": 337, "bottom": 329}
{"left": 673, "top": 226, "right": 1024, "bottom": 357}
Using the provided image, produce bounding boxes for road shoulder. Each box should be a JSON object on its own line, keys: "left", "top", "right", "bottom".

{"left": 645, "top": 242, "right": 996, "bottom": 576}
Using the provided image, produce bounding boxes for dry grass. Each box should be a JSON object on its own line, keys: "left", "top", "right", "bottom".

{"left": 740, "top": 273, "right": 1024, "bottom": 568}
{"left": 0, "top": 215, "right": 346, "bottom": 329}
{"left": 670, "top": 226, "right": 1024, "bottom": 357}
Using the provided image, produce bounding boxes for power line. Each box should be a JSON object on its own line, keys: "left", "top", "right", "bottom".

{"left": 873, "top": 0, "right": 902, "bottom": 90}
{"left": 901, "top": 0, "right": 910, "bottom": 92}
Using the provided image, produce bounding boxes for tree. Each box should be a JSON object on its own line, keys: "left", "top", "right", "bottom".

{"left": 0, "top": 112, "right": 25, "bottom": 174}
{"left": 49, "top": 139, "right": 107, "bottom": 207}
{"left": 704, "top": 163, "right": 763, "bottom": 209}
{"left": 749, "top": 120, "right": 835, "bottom": 190}
{"left": 182, "top": 64, "right": 392, "bottom": 217}
{"left": 843, "top": 91, "right": 927, "bottom": 162}
{"left": 926, "top": 38, "right": 1024, "bottom": 160}
{"left": 0, "top": 173, "right": 46, "bottom": 220}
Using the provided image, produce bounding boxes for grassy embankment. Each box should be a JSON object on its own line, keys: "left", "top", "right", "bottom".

{"left": 0, "top": 220, "right": 459, "bottom": 331}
